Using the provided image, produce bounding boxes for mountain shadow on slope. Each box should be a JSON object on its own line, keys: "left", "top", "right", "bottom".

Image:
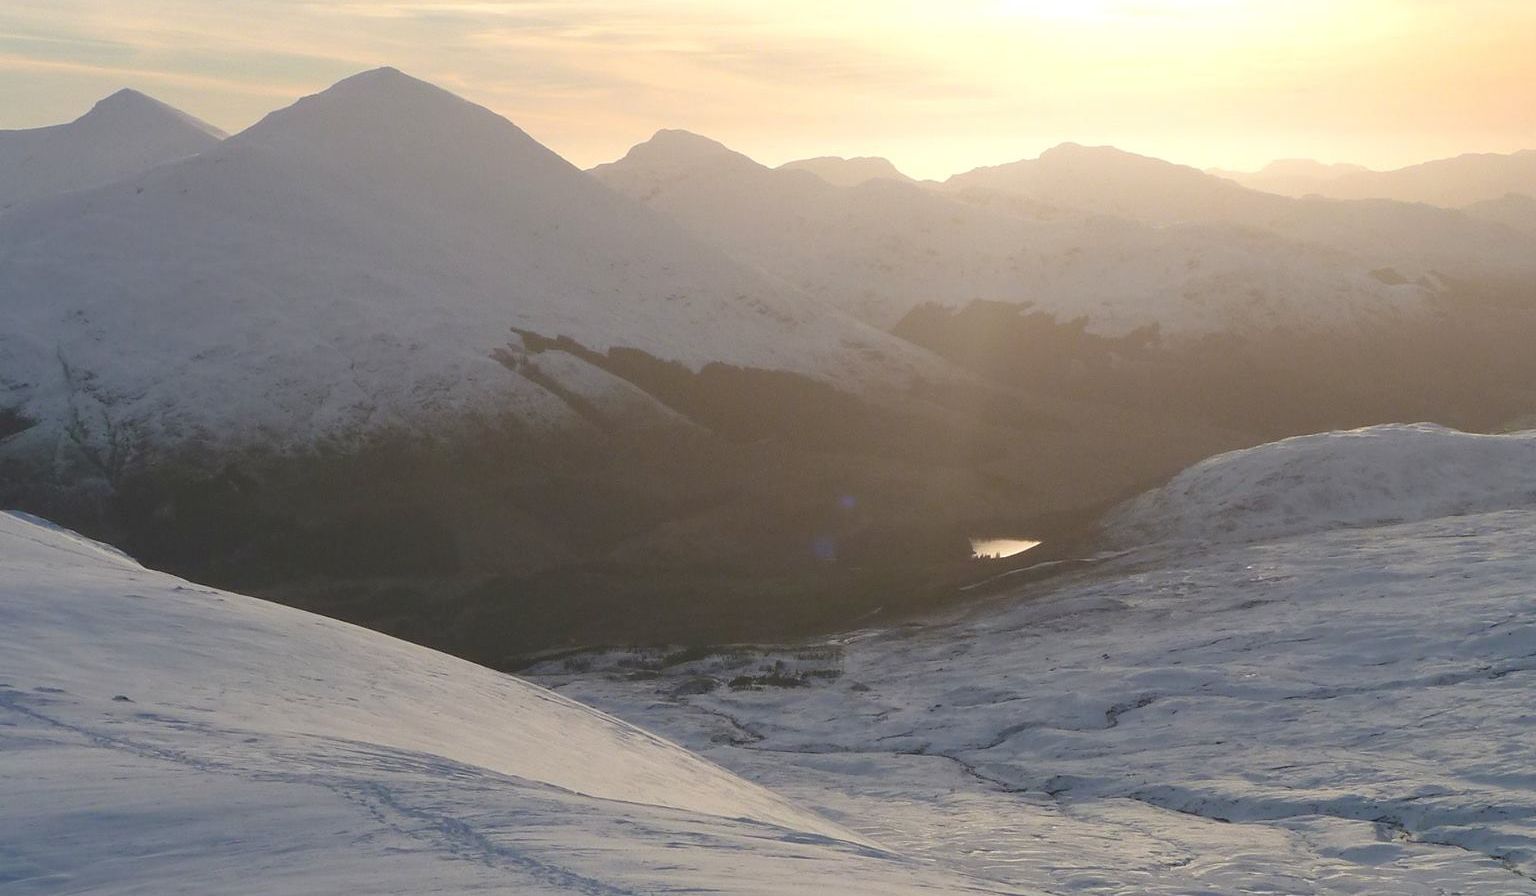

{"left": 892, "top": 286, "right": 1536, "bottom": 441}
{"left": 3, "top": 346, "right": 1143, "bottom": 667}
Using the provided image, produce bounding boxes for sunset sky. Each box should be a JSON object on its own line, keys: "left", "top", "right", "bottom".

{"left": 2, "top": 0, "right": 1533, "bottom": 178}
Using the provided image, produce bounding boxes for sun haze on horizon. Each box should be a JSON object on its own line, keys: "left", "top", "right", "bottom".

{"left": 1, "top": 0, "right": 1532, "bottom": 179}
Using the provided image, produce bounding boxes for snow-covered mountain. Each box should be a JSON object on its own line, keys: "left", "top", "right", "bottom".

{"left": 942, "top": 143, "right": 1536, "bottom": 287}
{"left": 948, "top": 143, "right": 1287, "bottom": 224}
{"left": 779, "top": 155, "right": 915, "bottom": 187}
{"left": 0, "top": 88, "right": 223, "bottom": 211}
{"left": 1218, "top": 150, "right": 1536, "bottom": 207}
{"left": 0, "top": 509, "right": 1021, "bottom": 894}
{"left": 1108, "top": 423, "right": 1536, "bottom": 547}
{"left": 535, "top": 425, "right": 1536, "bottom": 894}
{"left": 0, "top": 70, "right": 935, "bottom": 457}
{"left": 593, "top": 131, "right": 1433, "bottom": 333}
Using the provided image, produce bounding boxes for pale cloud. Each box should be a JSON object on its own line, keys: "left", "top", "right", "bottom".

{"left": 1, "top": 0, "right": 1533, "bottom": 178}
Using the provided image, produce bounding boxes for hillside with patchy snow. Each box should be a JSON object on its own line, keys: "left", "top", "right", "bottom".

{"left": 0, "top": 89, "right": 223, "bottom": 211}
{"left": 0, "top": 510, "right": 1022, "bottom": 894}
{"left": 0, "top": 70, "right": 934, "bottom": 457}
{"left": 1108, "top": 423, "right": 1536, "bottom": 546}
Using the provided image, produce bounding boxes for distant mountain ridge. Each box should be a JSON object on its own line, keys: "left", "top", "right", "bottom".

{"left": 0, "top": 88, "right": 223, "bottom": 211}
{"left": 939, "top": 142, "right": 1536, "bottom": 287}
{"left": 1216, "top": 149, "right": 1536, "bottom": 206}
{"left": 593, "top": 132, "right": 1451, "bottom": 334}
{"left": 779, "top": 155, "right": 914, "bottom": 187}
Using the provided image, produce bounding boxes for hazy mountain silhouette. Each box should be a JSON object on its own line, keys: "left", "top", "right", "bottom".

{"left": 779, "top": 155, "right": 915, "bottom": 187}
{"left": 596, "top": 133, "right": 1440, "bottom": 334}
{"left": 1209, "top": 159, "right": 1370, "bottom": 196}
{"left": 1218, "top": 150, "right": 1536, "bottom": 207}
{"left": 942, "top": 142, "right": 1536, "bottom": 287}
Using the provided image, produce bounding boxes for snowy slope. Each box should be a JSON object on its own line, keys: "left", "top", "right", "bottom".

{"left": 0, "top": 510, "right": 1021, "bottom": 894}
{"left": 0, "top": 89, "right": 223, "bottom": 211}
{"left": 594, "top": 132, "right": 1431, "bottom": 333}
{"left": 1108, "top": 423, "right": 1536, "bottom": 546}
{"left": 535, "top": 469, "right": 1536, "bottom": 893}
{"left": 0, "top": 70, "right": 935, "bottom": 455}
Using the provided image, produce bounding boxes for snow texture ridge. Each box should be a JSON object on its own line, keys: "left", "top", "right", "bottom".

{"left": 1108, "top": 423, "right": 1536, "bottom": 547}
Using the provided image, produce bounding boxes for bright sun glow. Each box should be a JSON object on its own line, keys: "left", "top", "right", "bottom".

{"left": 970, "top": 538, "right": 1043, "bottom": 560}
{"left": 991, "top": 0, "right": 1255, "bottom": 21}
{"left": 0, "top": 1, "right": 1533, "bottom": 178}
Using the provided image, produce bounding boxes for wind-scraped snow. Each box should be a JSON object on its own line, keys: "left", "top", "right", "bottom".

{"left": 0, "top": 510, "right": 1021, "bottom": 894}
{"left": 0, "top": 89, "right": 223, "bottom": 210}
{"left": 1108, "top": 423, "right": 1536, "bottom": 546}
{"left": 533, "top": 440, "right": 1536, "bottom": 894}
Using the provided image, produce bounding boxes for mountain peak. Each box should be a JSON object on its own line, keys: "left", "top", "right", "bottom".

{"left": 92, "top": 88, "right": 157, "bottom": 112}
{"left": 232, "top": 67, "right": 563, "bottom": 177}
{"left": 325, "top": 66, "right": 431, "bottom": 96}
{"left": 601, "top": 129, "right": 762, "bottom": 174}
{"left": 78, "top": 88, "right": 226, "bottom": 139}
{"left": 1038, "top": 142, "right": 1159, "bottom": 167}
{"left": 646, "top": 129, "right": 739, "bottom": 158}
{"left": 284, "top": 66, "right": 472, "bottom": 116}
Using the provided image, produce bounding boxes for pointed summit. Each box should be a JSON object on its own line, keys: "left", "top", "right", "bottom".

{"left": 230, "top": 67, "right": 573, "bottom": 190}
{"left": 305, "top": 66, "right": 453, "bottom": 106}
{"left": 0, "top": 88, "right": 223, "bottom": 209}
{"left": 77, "top": 88, "right": 226, "bottom": 139}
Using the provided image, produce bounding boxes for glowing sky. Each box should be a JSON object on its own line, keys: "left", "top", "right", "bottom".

{"left": 2, "top": 1, "right": 1533, "bottom": 178}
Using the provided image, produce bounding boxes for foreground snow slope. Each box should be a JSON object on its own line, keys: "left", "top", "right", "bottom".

{"left": 0, "top": 511, "right": 1019, "bottom": 895}
{"left": 1109, "top": 423, "right": 1536, "bottom": 546}
{"left": 534, "top": 428, "right": 1536, "bottom": 895}
{"left": 0, "top": 89, "right": 223, "bottom": 211}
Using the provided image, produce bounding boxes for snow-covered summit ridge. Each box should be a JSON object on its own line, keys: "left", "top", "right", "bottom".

{"left": 0, "top": 87, "right": 223, "bottom": 209}
{"left": 0, "top": 69, "right": 934, "bottom": 453}
{"left": 1109, "top": 423, "right": 1536, "bottom": 547}
{"left": 82, "top": 87, "right": 226, "bottom": 139}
